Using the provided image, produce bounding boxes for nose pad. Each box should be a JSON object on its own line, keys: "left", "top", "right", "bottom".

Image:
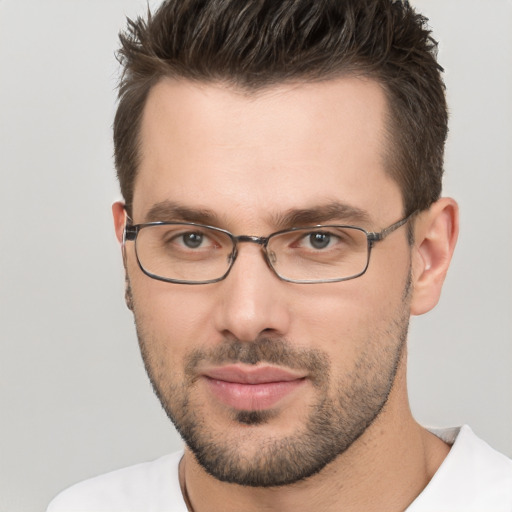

{"left": 267, "top": 249, "right": 277, "bottom": 265}
{"left": 227, "top": 247, "right": 238, "bottom": 265}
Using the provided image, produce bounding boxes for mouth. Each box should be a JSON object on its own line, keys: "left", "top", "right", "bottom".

{"left": 201, "top": 365, "right": 307, "bottom": 411}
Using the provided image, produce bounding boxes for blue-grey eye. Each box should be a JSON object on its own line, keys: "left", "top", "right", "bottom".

{"left": 182, "top": 232, "right": 203, "bottom": 248}
{"left": 309, "top": 232, "right": 330, "bottom": 249}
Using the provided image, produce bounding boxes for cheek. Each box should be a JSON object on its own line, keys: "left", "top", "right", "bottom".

{"left": 288, "top": 274, "right": 407, "bottom": 361}
{"left": 129, "top": 271, "right": 216, "bottom": 369}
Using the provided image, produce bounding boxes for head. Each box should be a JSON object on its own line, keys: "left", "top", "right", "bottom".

{"left": 112, "top": 0, "right": 458, "bottom": 488}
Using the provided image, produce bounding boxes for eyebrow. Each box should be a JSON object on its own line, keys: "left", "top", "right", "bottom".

{"left": 269, "top": 202, "right": 372, "bottom": 229}
{"left": 143, "top": 200, "right": 371, "bottom": 229}
{"left": 144, "top": 201, "right": 220, "bottom": 225}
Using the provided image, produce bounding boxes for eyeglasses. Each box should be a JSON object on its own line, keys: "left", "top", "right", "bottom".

{"left": 123, "top": 212, "right": 415, "bottom": 285}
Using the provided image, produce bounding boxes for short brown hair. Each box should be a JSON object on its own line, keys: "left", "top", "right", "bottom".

{"left": 114, "top": 0, "right": 447, "bottom": 217}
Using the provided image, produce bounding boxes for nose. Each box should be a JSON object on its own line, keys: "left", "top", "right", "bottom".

{"left": 213, "top": 243, "right": 291, "bottom": 342}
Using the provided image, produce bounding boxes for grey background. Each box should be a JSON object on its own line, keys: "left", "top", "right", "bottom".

{"left": 0, "top": 1, "right": 510, "bottom": 511}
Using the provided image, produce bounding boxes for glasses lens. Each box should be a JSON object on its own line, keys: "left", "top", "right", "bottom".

{"left": 135, "top": 224, "right": 234, "bottom": 283}
{"left": 268, "top": 226, "right": 369, "bottom": 282}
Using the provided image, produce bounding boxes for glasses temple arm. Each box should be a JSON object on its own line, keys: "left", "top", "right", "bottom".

{"left": 367, "top": 211, "right": 418, "bottom": 243}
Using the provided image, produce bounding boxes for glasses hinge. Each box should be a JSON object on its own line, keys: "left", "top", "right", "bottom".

{"left": 124, "top": 225, "right": 137, "bottom": 242}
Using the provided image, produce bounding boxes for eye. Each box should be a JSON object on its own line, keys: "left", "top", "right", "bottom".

{"left": 289, "top": 227, "right": 356, "bottom": 253}
{"left": 270, "top": 226, "right": 366, "bottom": 267}
{"left": 307, "top": 232, "right": 332, "bottom": 250}
{"left": 159, "top": 227, "right": 218, "bottom": 251}
{"left": 181, "top": 232, "right": 205, "bottom": 249}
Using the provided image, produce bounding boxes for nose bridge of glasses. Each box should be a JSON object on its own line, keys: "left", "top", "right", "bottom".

{"left": 230, "top": 234, "right": 276, "bottom": 268}
{"left": 235, "top": 235, "right": 268, "bottom": 245}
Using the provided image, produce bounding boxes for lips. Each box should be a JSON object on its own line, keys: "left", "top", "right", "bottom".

{"left": 201, "top": 365, "right": 307, "bottom": 411}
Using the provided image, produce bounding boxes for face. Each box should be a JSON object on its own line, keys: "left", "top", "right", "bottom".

{"left": 116, "top": 77, "right": 414, "bottom": 486}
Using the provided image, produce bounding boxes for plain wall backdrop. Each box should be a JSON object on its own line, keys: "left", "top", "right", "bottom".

{"left": 0, "top": 1, "right": 511, "bottom": 511}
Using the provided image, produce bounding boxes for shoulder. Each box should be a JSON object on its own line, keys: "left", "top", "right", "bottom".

{"left": 47, "top": 451, "right": 187, "bottom": 512}
{"left": 409, "top": 425, "right": 512, "bottom": 511}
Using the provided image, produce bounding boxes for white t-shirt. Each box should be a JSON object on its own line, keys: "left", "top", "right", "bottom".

{"left": 48, "top": 425, "right": 512, "bottom": 511}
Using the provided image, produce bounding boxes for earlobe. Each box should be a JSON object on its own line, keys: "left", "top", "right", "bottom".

{"left": 410, "top": 198, "right": 459, "bottom": 316}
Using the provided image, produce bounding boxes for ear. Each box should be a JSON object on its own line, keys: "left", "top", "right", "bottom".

{"left": 112, "top": 201, "right": 134, "bottom": 311}
{"left": 410, "top": 197, "right": 459, "bottom": 316}
{"left": 112, "top": 201, "right": 126, "bottom": 245}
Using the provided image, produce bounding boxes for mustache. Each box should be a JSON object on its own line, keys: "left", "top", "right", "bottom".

{"left": 184, "top": 336, "right": 330, "bottom": 384}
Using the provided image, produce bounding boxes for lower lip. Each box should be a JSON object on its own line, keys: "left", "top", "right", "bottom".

{"left": 204, "top": 377, "right": 306, "bottom": 410}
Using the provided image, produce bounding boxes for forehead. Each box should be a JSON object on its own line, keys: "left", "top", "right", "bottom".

{"left": 133, "top": 77, "right": 402, "bottom": 228}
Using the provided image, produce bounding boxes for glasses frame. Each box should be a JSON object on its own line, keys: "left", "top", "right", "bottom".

{"left": 123, "top": 211, "right": 416, "bottom": 285}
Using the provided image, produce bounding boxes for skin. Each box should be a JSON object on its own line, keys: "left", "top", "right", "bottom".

{"left": 113, "top": 77, "right": 459, "bottom": 512}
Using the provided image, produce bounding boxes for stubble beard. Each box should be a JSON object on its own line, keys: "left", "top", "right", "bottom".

{"left": 128, "top": 276, "right": 411, "bottom": 487}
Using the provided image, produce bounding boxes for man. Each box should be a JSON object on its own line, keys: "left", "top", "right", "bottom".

{"left": 48, "top": 0, "right": 512, "bottom": 510}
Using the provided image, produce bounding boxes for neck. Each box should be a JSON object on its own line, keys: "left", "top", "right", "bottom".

{"left": 179, "top": 361, "right": 450, "bottom": 512}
